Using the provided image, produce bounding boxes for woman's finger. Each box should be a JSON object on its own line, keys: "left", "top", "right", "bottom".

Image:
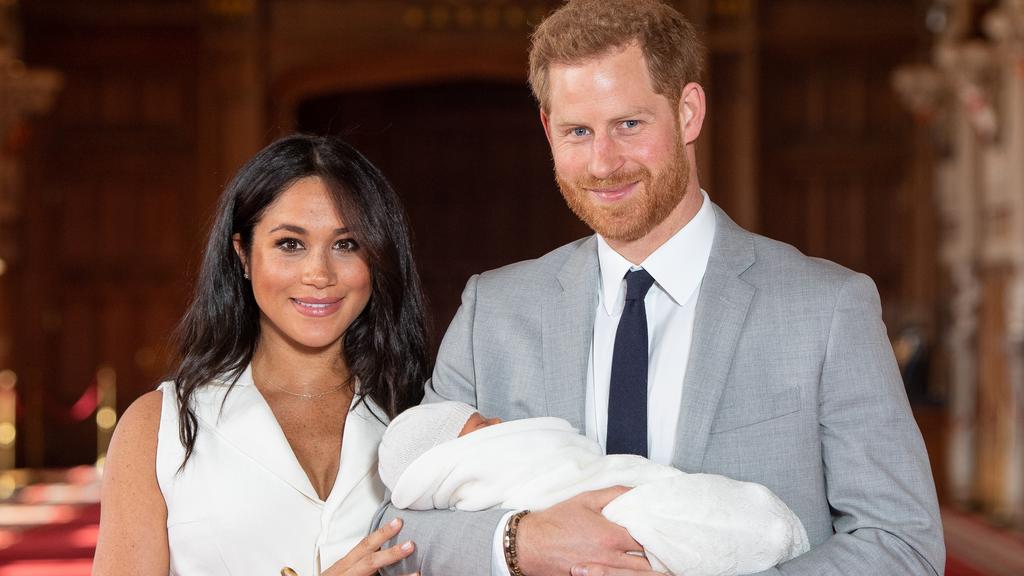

{"left": 353, "top": 517, "right": 404, "bottom": 557}
{"left": 323, "top": 518, "right": 404, "bottom": 575}
{"left": 352, "top": 540, "right": 416, "bottom": 575}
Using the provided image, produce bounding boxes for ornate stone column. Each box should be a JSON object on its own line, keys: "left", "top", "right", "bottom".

{"left": 983, "top": 0, "right": 1024, "bottom": 524}
{"left": 896, "top": 0, "right": 1024, "bottom": 526}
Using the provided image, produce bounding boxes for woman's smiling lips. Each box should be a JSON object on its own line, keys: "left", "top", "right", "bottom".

{"left": 291, "top": 297, "right": 343, "bottom": 317}
{"left": 586, "top": 180, "right": 640, "bottom": 202}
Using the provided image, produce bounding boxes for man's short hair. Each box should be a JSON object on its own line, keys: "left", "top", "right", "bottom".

{"left": 528, "top": 0, "right": 706, "bottom": 112}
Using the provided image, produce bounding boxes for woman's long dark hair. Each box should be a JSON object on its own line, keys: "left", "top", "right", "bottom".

{"left": 171, "top": 134, "right": 428, "bottom": 464}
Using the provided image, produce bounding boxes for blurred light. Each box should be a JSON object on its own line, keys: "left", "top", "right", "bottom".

{"left": 0, "top": 474, "right": 14, "bottom": 500}
{"left": 0, "top": 423, "right": 14, "bottom": 446}
{"left": 96, "top": 407, "right": 116, "bottom": 430}
{"left": 0, "top": 371, "right": 15, "bottom": 391}
{"left": 0, "top": 503, "right": 75, "bottom": 525}
{"left": 0, "top": 258, "right": 6, "bottom": 277}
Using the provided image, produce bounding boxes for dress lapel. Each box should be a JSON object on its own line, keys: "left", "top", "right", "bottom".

{"left": 672, "top": 205, "right": 756, "bottom": 472}
{"left": 194, "top": 365, "right": 323, "bottom": 504}
{"left": 326, "top": 397, "right": 386, "bottom": 508}
{"left": 543, "top": 238, "right": 599, "bottom": 431}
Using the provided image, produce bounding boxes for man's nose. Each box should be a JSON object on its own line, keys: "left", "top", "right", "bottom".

{"left": 588, "top": 132, "right": 624, "bottom": 179}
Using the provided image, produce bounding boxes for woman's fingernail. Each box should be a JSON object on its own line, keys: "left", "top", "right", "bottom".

{"left": 401, "top": 541, "right": 414, "bottom": 551}
{"left": 571, "top": 566, "right": 588, "bottom": 576}
{"left": 390, "top": 517, "right": 401, "bottom": 528}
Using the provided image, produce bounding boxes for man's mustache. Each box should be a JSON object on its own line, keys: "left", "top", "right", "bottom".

{"left": 572, "top": 167, "right": 651, "bottom": 191}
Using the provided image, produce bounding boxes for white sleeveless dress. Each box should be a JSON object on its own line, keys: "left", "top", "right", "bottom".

{"left": 156, "top": 365, "right": 388, "bottom": 576}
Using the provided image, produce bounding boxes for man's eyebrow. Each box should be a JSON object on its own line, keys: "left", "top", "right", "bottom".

{"left": 268, "top": 224, "right": 349, "bottom": 235}
{"left": 552, "top": 118, "right": 587, "bottom": 129}
{"left": 612, "top": 107, "right": 656, "bottom": 120}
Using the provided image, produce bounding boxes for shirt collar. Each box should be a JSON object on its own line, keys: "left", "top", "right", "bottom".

{"left": 597, "top": 190, "right": 716, "bottom": 315}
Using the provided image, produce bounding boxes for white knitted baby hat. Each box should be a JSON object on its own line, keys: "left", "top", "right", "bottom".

{"left": 378, "top": 401, "right": 478, "bottom": 491}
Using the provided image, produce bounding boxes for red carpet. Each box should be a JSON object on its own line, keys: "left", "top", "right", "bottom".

{"left": 0, "top": 470, "right": 1020, "bottom": 575}
{"left": 0, "top": 468, "right": 99, "bottom": 576}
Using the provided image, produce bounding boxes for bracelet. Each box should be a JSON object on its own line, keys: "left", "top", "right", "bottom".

{"left": 503, "top": 510, "right": 530, "bottom": 576}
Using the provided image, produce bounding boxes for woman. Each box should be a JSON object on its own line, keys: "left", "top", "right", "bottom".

{"left": 93, "top": 135, "right": 428, "bottom": 576}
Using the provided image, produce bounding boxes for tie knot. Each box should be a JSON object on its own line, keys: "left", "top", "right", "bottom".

{"left": 624, "top": 269, "right": 656, "bottom": 302}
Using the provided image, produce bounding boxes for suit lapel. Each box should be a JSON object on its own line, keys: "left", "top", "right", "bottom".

{"left": 673, "top": 206, "right": 756, "bottom": 472}
{"left": 542, "top": 237, "right": 599, "bottom": 431}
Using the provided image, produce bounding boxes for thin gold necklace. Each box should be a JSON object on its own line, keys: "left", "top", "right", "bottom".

{"left": 261, "top": 377, "right": 348, "bottom": 400}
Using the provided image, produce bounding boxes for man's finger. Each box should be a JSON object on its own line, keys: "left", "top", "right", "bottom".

{"left": 581, "top": 485, "right": 632, "bottom": 509}
{"left": 588, "top": 519, "right": 646, "bottom": 559}
{"left": 596, "top": 548, "right": 652, "bottom": 572}
{"left": 570, "top": 563, "right": 664, "bottom": 576}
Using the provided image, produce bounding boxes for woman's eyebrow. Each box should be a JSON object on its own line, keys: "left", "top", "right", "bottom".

{"left": 268, "top": 224, "right": 350, "bottom": 235}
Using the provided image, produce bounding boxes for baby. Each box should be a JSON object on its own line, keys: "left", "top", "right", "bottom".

{"left": 378, "top": 402, "right": 809, "bottom": 576}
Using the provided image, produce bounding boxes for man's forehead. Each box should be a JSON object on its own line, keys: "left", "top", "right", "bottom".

{"left": 545, "top": 46, "right": 666, "bottom": 122}
{"left": 547, "top": 42, "right": 645, "bottom": 78}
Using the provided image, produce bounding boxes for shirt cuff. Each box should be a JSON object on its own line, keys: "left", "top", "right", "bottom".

{"left": 490, "top": 510, "right": 518, "bottom": 576}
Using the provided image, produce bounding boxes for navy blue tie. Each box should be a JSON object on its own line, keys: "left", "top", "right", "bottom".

{"left": 607, "top": 268, "right": 656, "bottom": 457}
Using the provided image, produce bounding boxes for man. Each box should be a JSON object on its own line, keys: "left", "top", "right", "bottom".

{"left": 377, "top": 1, "right": 945, "bottom": 574}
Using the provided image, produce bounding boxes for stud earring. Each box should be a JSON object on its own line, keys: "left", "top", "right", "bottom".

{"left": 243, "top": 271, "right": 250, "bottom": 280}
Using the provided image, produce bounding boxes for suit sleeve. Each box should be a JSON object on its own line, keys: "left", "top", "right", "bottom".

{"left": 376, "top": 275, "right": 511, "bottom": 576}
{"left": 753, "top": 273, "right": 945, "bottom": 575}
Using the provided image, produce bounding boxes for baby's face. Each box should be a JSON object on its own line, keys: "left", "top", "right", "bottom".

{"left": 458, "top": 412, "right": 503, "bottom": 437}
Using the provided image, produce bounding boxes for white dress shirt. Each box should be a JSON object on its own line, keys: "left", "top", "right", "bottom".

{"left": 492, "top": 191, "right": 716, "bottom": 574}
{"left": 586, "top": 190, "right": 716, "bottom": 464}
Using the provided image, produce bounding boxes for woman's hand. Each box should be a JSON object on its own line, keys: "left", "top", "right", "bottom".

{"left": 319, "top": 517, "right": 418, "bottom": 576}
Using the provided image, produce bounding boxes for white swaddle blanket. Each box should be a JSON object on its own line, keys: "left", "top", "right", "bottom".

{"left": 385, "top": 416, "right": 809, "bottom": 576}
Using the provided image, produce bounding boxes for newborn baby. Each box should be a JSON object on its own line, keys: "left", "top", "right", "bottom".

{"left": 379, "top": 402, "right": 809, "bottom": 576}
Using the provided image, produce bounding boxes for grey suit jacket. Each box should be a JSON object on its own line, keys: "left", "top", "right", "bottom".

{"left": 377, "top": 204, "right": 945, "bottom": 575}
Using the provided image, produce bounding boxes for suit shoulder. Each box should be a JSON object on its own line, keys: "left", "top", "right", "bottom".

{"left": 746, "top": 232, "right": 871, "bottom": 297}
{"left": 475, "top": 236, "right": 591, "bottom": 290}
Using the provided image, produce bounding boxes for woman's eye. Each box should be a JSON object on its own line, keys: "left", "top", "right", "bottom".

{"left": 275, "top": 238, "right": 303, "bottom": 252}
{"left": 335, "top": 238, "right": 360, "bottom": 252}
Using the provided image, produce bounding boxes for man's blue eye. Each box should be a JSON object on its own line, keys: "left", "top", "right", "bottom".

{"left": 624, "top": 120, "right": 640, "bottom": 129}
{"left": 572, "top": 127, "right": 589, "bottom": 137}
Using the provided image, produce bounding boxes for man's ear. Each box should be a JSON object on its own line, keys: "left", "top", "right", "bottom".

{"left": 678, "top": 82, "right": 706, "bottom": 145}
{"left": 232, "top": 233, "right": 249, "bottom": 278}
{"left": 540, "top": 108, "right": 554, "bottom": 148}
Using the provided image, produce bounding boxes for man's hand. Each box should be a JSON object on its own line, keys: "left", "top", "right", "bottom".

{"left": 516, "top": 486, "right": 658, "bottom": 576}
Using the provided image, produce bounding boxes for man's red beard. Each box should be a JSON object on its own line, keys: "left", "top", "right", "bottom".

{"left": 556, "top": 139, "right": 690, "bottom": 242}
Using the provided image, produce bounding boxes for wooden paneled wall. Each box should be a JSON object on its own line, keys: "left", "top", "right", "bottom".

{"left": 21, "top": 3, "right": 200, "bottom": 466}
{"left": 758, "top": 0, "right": 932, "bottom": 312}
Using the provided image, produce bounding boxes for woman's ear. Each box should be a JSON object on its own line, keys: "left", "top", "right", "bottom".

{"left": 232, "top": 233, "right": 249, "bottom": 279}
